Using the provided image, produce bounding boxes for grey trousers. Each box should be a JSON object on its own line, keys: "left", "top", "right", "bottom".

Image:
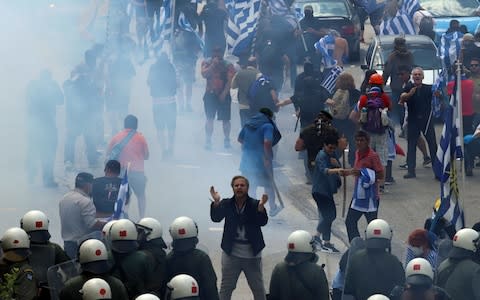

{"left": 219, "top": 252, "right": 266, "bottom": 300}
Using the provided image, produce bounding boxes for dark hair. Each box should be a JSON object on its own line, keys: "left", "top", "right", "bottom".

{"left": 355, "top": 130, "right": 370, "bottom": 142}
{"left": 324, "top": 135, "right": 338, "bottom": 146}
{"left": 105, "top": 160, "right": 121, "bottom": 174}
{"left": 230, "top": 175, "right": 249, "bottom": 188}
{"left": 75, "top": 172, "right": 94, "bottom": 188}
{"left": 259, "top": 108, "right": 274, "bottom": 118}
{"left": 124, "top": 115, "right": 138, "bottom": 130}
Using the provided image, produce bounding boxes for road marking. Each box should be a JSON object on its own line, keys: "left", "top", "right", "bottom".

{"left": 175, "top": 164, "right": 201, "bottom": 169}
{"left": 209, "top": 227, "right": 223, "bottom": 232}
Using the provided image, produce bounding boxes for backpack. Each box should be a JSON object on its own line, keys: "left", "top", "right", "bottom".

{"left": 248, "top": 75, "right": 279, "bottom": 114}
{"left": 361, "top": 92, "right": 386, "bottom": 134}
{"left": 419, "top": 13, "right": 434, "bottom": 33}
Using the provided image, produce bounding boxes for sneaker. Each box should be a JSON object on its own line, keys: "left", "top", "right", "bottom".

{"left": 321, "top": 242, "right": 340, "bottom": 253}
{"left": 224, "top": 139, "right": 231, "bottom": 149}
{"left": 403, "top": 173, "right": 416, "bottom": 179}
{"left": 269, "top": 205, "right": 283, "bottom": 217}
{"left": 423, "top": 157, "right": 432, "bottom": 167}
{"left": 399, "top": 163, "right": 408, "bottom": 169}
{"left": 379, "top": 185, "right": 388, "bottom": 194}
{"left": 313, "top": 236, "right": 322, "bottom": 249}
{"left": 384, "top": 178, "right": 396, "bottom": 185}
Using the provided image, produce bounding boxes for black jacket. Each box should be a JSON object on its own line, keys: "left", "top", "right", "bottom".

{"left": 210, "top": 196, "right": 268, "bottom": 256}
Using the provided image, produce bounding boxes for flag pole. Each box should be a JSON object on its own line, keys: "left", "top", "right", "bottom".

{"left": 455, "top": 60, "right": 466, "bottom": 219}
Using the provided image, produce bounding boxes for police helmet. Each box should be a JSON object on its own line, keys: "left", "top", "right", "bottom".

{"left": 137, "top": 217, "right": 167, "bottom": 248}
{"left": 135, "top": 294, "right": 161, "bottom": 300}
{"left": 169, "top": 216, "right": 199, "bottom": 252}
{"left": 78, "top": 239, "right": 110, "bottom": 274}
{"left": 367, "top": 295, "right": 390, "bottom": 300}
{"left": 81, "top": 278, "right": 112, "bottom": 300}
{"left": 405, "top": 258, "right": 434, "bottom": 287}
{"left": 1, "top": 227, "right": 31, "bottom": 262}
{"left": 20, "top": 210, "right": 51, "bottom": 243}
{"left": 365, "top": 219, "right": 393, "bottom": 249}
{"left": 166, "top": 274, "right": 200, "bottom": 300}
{"left": 109, "top": 219, "right": 139, "bottom": 253}
{"left": 102, "top": 220, "right": 117, "bottom": 240}
{"left": 448, "top": 228, "right": 480, "bottom": 259}
{"left": 286, "top": 230, "right": 315, "bottom": 253}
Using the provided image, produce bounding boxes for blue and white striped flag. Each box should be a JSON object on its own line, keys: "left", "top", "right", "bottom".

{"left": 432, "top": 77, "right": 465, "bottom": 231}
{"left": 314, "top": 33, "right": 337, "bottom": 68}
{"left": 379, "top": 0, "right": 419, "bottom": 35}
{"left": 225, "top": 0, "right": 261, "bottom": 56}
{"left": 178, "top": 12, "right": 205, "bottom": 50}
{"left": 112, "top": 169, "right": 130, "bottom": 220}
{"left": 157, "top": 0, "right": 173, "bottom": 43}
{"left": 440, "top": 31, "right": 463, "bottom": 73}
{"left": 321, "top": 66, "right": 343, "bottom": 95}
{"left": 431, "top": 69, "right": 447, "bottom": 118}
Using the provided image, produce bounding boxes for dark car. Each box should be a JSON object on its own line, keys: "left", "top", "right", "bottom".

{"left": 294, "top": 0, "right": 362, "bottom": 61}
{"left": 362, "top": 35, "right": 442, "bottom": 93}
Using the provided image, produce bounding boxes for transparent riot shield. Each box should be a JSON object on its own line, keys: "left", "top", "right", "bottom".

{"left": 47, "top": 260, "right": 82, "bottom": 300}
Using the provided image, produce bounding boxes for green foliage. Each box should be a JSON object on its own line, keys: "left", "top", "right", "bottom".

{"left": 0, "top": 267, "right": 19, "bottom": 300}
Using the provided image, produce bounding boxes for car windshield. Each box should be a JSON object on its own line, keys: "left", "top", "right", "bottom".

{"left": 381, "top": 44, "right": 440, "bottom": 69}
{"left": 295, "top": 1, "right": 349, "bottom": 17}
{"left": 418, "top": 0, "right": 479, "bottom": 17}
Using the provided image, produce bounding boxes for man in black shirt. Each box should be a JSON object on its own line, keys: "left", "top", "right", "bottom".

{"left": 399, "top": 67, "right": 438, "bottom": 179}
{"left": 92, "top": 160, "right": 122, "bottom": 217}
{"left": 298, "top": 5, "right": 325, "bottom": 71}
{"left": 199, "top": 0, "right": 227, "bottom": 58}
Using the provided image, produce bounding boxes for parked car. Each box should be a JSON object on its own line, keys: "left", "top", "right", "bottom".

{"left": 294, "top": 0, "right": 362, "bottom": 61}
{"left": 418, "top": 0, "right": 480, "bottom": 38}
{"left": 361, "top": 34, "right": 442, "bottom": 93}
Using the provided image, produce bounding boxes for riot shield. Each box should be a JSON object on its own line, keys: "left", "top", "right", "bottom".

{"left": 47, "top": 260, "right": 82, "bottom": 300}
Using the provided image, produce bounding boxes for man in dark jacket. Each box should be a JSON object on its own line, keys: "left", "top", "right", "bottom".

{"left": 268, "top": 230, "right": 329, "bottom": 300}
{"left": 238, "top": 108, "right": 283, "bottom": 217}
{"left": 210, "top": 175, "right": 269, "bottom": 300}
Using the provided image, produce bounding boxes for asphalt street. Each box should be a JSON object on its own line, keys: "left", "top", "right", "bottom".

{"left": 1, "top": 9, "right": 480, "bottom": 298}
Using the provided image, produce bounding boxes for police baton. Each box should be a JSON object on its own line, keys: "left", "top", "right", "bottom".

{"left": 267, "top": 167, "right": 285, "bottom": 208}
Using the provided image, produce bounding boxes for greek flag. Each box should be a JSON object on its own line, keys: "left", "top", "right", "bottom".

{"left": 226, "top": 0, "right": 261, "bottom": 56}
{"left": 158, "top": 0, "right": 173, "bottom": 42}
{"left": 432, "top": 77, "right": 465, "bottom": 231}
{"left": 314, "top": 33, "right": 337, "bottom": 68}
{"left": 321, "top": 66, "right": 343, "bottom": 95}
{"left": 379, "top": 0, "right": 419, "bottom": 35}
{"left": 178, "top": 12, "right": 205, "bottom": 49}
{"left": 112, "top": 169, "right": 130, "bottom": 220}
{"left": 431, "top": 69, "right": 447, "bottom": 118}
{"left": 440, "top": 31, "right": 463, "bottom": 73}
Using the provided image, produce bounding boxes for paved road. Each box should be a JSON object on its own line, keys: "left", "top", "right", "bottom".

{"left": 1, "top": 7, "right": 480, "bottom": 298}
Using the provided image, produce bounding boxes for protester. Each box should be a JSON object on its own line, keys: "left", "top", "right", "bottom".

{"left": 404, "top": 229, "right": 438, "bottom": 271}
{"left": 238, "top": 109, "right": 283, "bottom": 216}
{"left": 344, "top": 131, "right": 384, "bottom": 242}
{"left": 107, "top": 115, "right": 149, "bottom": 218}
{"left": 210, "top": 176, "right": 268, "bottom": 300}
{"left": 92, "top": 160, "right": 122, "bottom": 218}
{"left": 201, "top": 47, "right": 236, "bottom": 150}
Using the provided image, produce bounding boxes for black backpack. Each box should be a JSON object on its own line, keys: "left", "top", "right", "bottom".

{"left": 247, "top": 75, "right": 279, "bottom": 114}
{"left": 419, "top": 13, "right": 434, "bottom": 33}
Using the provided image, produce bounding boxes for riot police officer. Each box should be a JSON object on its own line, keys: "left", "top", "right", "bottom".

{"left": 165, "top": 274, "right": 200, "bottom": 300}
{"left": 110, "top": 219, "right": 156, "bottom": 299}
{"left": 0, "top": 227, "right": 38, "bottom": 300}
{"left": 136, "top": 293, "right": 160, "bottom": 300}
{"left": 268, "top": 230, "right": 329, "bottom": 300}
{"left": 137, "top": 217, "right": 168, "bottom": 296}
{"left": 368, "top": 295, "right": 390, "bottom": 300}
{"left": 59, "top": 239, "right": 128, "bottom": 300}
{"left": 344, "top": 219, "right": 405, "bottom": 299}
{"left": 390, "top": 257, "right": 451, "bottom": 300}
{"left": 101, "top": 220, "right": 117, "bottom": 250}
{"left": 166, "top": 216, "right": 219, "bottom": 300}
{"left": 436, "top": 228, "right": 480, "bottom": 300}
{"left": 81, "top": 278, "right": 112, "bottom": 300}
{"left": 20, "top": 210, "right": 70, "bottom": 299}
